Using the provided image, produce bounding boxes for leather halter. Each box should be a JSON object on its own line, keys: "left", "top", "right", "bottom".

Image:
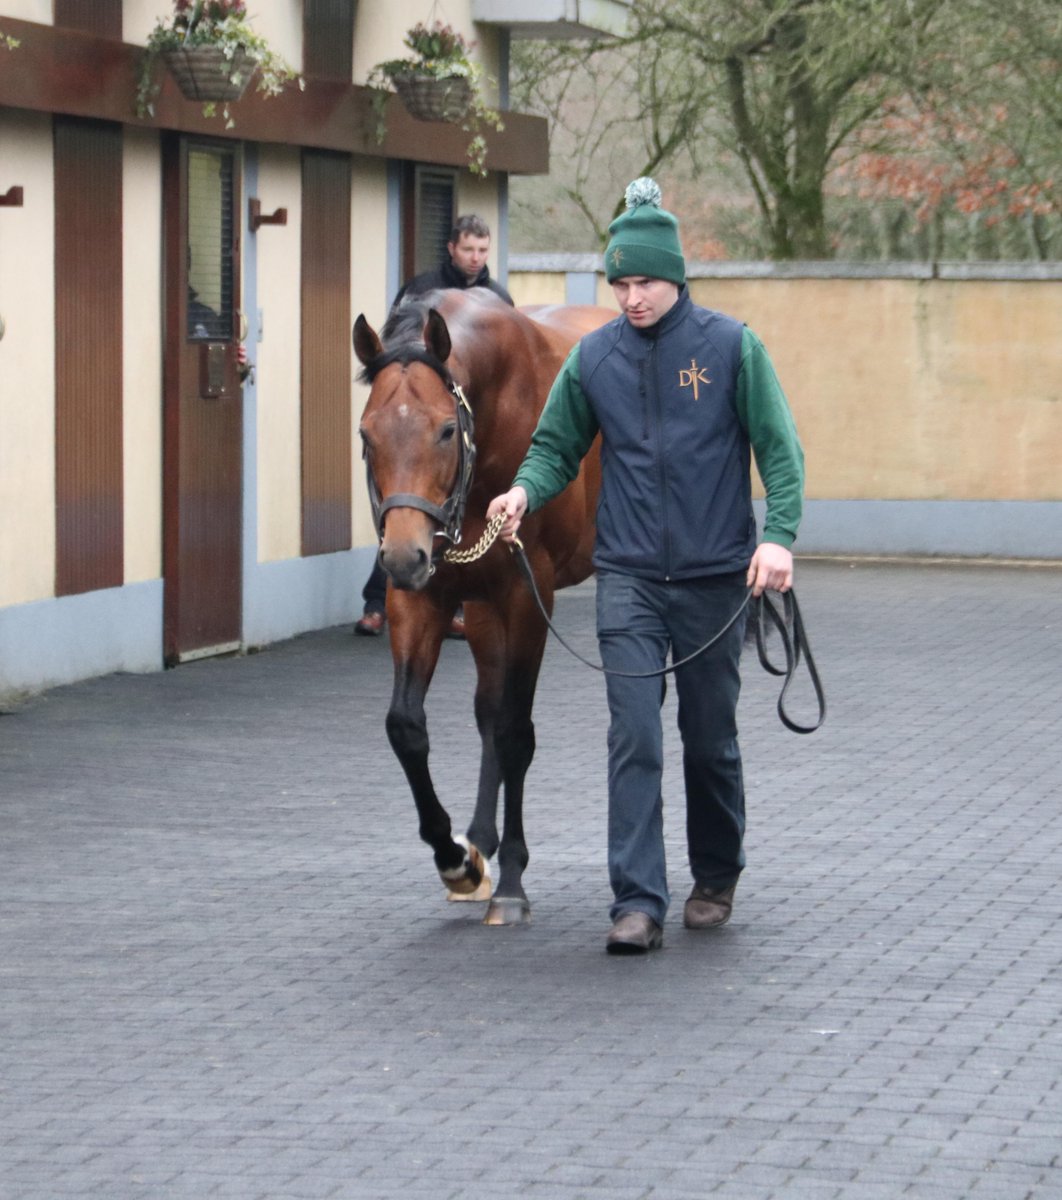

{"left": 364, "top": 380, "right": 477, "bottom": 552}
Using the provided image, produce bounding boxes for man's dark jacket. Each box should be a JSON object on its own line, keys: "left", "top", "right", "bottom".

{"left": 578, "top": 289, "right": 751, "bottom": 579}
{"left": 393, "top": 258, "right": 513, "bottom": 307}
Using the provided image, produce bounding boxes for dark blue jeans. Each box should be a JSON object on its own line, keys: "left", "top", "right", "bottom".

{"left": 596, "top": 570, "right": 748, "bottom": 925}
{"left": 362, "top": 560, "right": 387, "bottom": 615}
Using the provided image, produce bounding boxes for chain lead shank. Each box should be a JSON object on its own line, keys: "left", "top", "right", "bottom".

{"left": 443, "top": 511, "right": 506, "bottom": 565}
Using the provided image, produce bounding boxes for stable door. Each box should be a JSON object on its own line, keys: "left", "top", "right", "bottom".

{"left": 162, "top": 137, "right": 243, "bottom": 664}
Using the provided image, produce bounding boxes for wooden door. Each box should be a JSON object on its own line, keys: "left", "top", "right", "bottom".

{"left": 162, "top": 137, "right": 243, "bottom": 664}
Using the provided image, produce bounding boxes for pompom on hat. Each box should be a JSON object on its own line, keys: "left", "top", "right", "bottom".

{"left": 604, "top": 177, "right": 686, "bottom": 285}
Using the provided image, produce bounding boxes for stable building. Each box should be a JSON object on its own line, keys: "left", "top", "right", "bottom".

{"left": 0, "top": 0, "right": 629, "bottom": 698}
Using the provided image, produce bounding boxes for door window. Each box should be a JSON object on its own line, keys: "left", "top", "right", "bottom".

{"left": 401, "top": 164, "right": 457, "bottom": 280}
{"left": 414, "top": 167, "right": 457, "bottom": 274}
{"left": 187, "top": 147, "right": 235, "bottom": 340}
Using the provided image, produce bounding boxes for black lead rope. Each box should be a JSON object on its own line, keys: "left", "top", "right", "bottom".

{"left": 510, "top": 542, "right": 826, "bottom": 735}
{"left": 749, "top": 587, "right": 827, "bottom": 735}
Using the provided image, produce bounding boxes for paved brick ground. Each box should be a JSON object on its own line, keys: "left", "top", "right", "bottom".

{"left": 1, "top": 559, "right": 1060, "bottom": 1200}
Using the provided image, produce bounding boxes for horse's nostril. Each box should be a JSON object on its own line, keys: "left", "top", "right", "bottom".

{"left": 378, "top": 540, "right": 435, "bottom": 591}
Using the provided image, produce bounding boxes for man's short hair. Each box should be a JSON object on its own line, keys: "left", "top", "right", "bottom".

{"left": 450, "top": 214, "right": 491, "bottom": 243}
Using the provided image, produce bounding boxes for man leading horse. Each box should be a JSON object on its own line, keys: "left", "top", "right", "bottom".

{"left": 488, "top": 178, "right": 806, "bottom": 955}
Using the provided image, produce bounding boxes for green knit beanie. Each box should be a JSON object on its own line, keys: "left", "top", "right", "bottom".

{"left": 604, "top": 178, "right": 686, "bottom": 285}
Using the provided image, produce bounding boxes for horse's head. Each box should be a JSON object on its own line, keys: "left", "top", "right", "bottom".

{"left": 354, "top": 303, "right": 474, "bottom": 592}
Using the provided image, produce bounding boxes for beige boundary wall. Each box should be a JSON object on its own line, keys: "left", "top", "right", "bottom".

{"left": 509, "top": 258, "right": 1062, "bottom": 558}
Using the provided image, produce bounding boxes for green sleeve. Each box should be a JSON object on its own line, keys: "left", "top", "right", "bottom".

{"left": 513, "top": 344, "right": 600, "bottom": 513}
{"left": 735, "top": 327, "right": 805, "bottom": 548}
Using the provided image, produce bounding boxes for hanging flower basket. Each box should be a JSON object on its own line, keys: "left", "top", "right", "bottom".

{"left": 162, "top": 44, "right": 256, "bottom": 103}
{"left": 368, "top": 23, "right": 504, "bottom": 175}
{"left": 135, "top": 3, "right": 301, "bottom": 128}
{"left": 391, "top": 73, "right": 472, "bottom": 123}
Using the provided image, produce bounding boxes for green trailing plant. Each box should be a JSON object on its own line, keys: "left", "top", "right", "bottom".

{"left": 1, "top": 32, "right": 19, "bottom": 51}
{"left": 368, "top": 21, "right": 504, "bottom": 176}
{"left": 136, "top": 0, "right": 301, "bottom": 129}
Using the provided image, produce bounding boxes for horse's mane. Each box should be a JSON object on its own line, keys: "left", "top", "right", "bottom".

{"left": 356, "top": 292, "right": 456, "bottom": 387}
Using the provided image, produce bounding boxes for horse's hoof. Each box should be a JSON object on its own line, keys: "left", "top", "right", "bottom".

{"left": 483, "top": 896, "right": 531, "bottom": 926}
{"left": 447, "top": 872, "right": 493, "bottom": 902}
{"left": 439, "top": 836, "right": 490, "bottom": 898}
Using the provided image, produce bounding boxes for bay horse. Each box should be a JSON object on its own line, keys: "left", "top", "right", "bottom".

{"left": 353, "top": 289, "right": 612, "bottom": 925}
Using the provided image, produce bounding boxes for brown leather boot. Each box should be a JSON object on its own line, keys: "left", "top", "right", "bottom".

{"left": 354, "top": 610, "right": 385, "bottom": 637}
{"left": 606, "top": 911, "right": 663, "bottom": 954}
{"left": 683, "top": 883, "right": 736, "bottom": 930}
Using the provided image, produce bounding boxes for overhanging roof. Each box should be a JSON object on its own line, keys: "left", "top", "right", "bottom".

{"left": 472, "top": 0, "right": 631, "bottom": 40}
{"left": 0, "top": 17, "right": 548, "bottom": 175}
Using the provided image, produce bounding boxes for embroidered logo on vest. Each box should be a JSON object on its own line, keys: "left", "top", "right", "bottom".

{"left": 679, "top": 358, "right": 712, "bottom": 400}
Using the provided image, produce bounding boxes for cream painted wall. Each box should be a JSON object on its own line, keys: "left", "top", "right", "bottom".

{"left": 254, "top": 146, "right": 303, "bottom": 564}
{"left": 0, "top": 0, "right": 50, "bottom": 23}
{"left": 0, "top": 109, "right": 55, "bottom": 607}
{"left": 350, "top": 160, "right": 391, "bottom": 546}
{"left": 244, "top": 1, "right": 301, "bottom": 66}
{"left": 509, "top": 271, "right": 1062, "bottom": 504}
{"left": 123, "top": 0, "right": 167, "bottom": 43}
{"left": 351, "top": 164, "right": 391, "bottom": 335}
{"left": 122, "top": 130, "right": 163, "bottom": 585}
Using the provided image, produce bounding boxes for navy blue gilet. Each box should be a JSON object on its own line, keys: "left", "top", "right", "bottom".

{"left": 579, "top": 287, "right": 753, "bottom": 580}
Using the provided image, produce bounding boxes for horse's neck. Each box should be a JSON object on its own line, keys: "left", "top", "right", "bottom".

{"left": 454, "top": 328, "right": 551, "bottom": 487}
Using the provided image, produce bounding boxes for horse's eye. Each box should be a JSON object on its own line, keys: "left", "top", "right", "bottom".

{"left": 439, "top": 422, "right": 457, "bottom": 444}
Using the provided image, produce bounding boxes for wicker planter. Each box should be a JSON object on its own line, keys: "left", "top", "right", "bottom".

{"left": 162, "top": 45, "right": 256, "bottom": 103}
{"left": 392, "top": 73, "right": 472, "bottom": 123}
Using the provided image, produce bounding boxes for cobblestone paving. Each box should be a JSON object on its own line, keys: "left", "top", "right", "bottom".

{"left": 1, "top": 560, "right": 1060, "bottom": 1199}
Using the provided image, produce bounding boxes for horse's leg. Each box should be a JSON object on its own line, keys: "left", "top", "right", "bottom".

{"left": 386, "top": 607, "right": 487, "bottom": 897}
{"left": 484, "top": 581, "right": 551, "bottom": 926}
{"left": 446, "top": 601, "right": 508, "bottom": 903}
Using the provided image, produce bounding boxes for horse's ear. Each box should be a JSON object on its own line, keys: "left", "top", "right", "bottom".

{"left": 423, "top": 308, "right": 452, "bottom": 364}
{"left": 353, "top": 314, "right": 383, "bottom": 367}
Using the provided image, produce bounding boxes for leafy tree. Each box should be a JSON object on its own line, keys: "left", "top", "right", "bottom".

{"left": 515, "top": 0, "right": 953, "bottom": 259}
{"left": 831, "top": 102, "right": 1057, "bottom": 260}
{"left": 905, "top": 0, "right": 1059, "bottom": 257}
{"left": 512, "top": 0, "right": 1059, "bottom": 260}
{"left": 509, "top": 34, "right": 708, "bottom": 249}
